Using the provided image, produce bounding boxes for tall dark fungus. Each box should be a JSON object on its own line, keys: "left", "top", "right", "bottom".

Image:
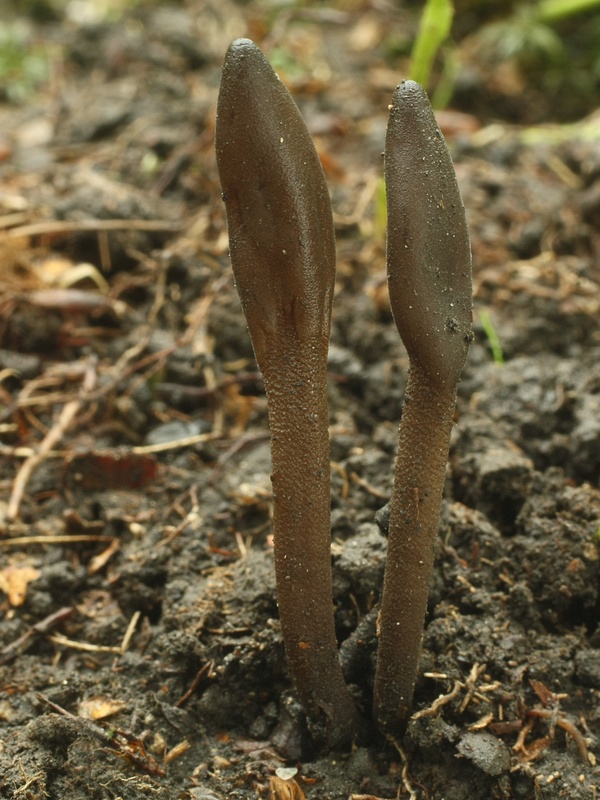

{"left": 215, "top": 38, "right": 357, "bottom": 749}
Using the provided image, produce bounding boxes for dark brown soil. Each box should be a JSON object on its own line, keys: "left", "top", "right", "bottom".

{"left": 1, "top": 3, "right": 600, "bottom": 799}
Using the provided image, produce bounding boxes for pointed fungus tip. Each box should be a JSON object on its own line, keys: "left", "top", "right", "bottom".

{"left": 397, "top": 79, "right": 423, "bottom": 92}
{"left": 388, "top": 81, "right": 430, "bottom": 121}
{"left": 391, "top": 80, "right": 430, "bottom": 112}
{"left": 221, "top": 38, "right": 270, "bottom": 88}
{"left": 228, "top": 37, "right": 256, "bottom": 53}
{"left": 224, "top": 38, "right": 265, "bottom": 67}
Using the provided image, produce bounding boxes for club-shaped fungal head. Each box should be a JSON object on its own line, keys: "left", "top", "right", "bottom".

{"left": 215, "top": 38, "right": 336, "bottom": 367}
{"left": 385, "top": 80, "right": 472, "bottom": 390}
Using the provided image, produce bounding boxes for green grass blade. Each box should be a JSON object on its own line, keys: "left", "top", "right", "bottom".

{"left": 479, "top": 309, "right": 504, "bottom": 365}
{"left": 409, "top": 0, "right": 454, "bottom": 90}
{"left": 537, "top": 0, "right": 600, "bottom": 23}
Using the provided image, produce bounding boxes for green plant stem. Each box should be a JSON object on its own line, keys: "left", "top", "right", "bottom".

{"left": 409, "top": 0, "right": 454, "bottom": 90}
{"left": 536, "top": 0, "right": 600, "bottom": 23}
{"left": 479, "top": 309, "right": 504, "bottom": 365}
{"left": 431, "top": 42, "right": 460, "bottom": 109}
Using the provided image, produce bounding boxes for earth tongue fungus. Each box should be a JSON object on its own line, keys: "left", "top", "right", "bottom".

{"left": 215, "top": 39, "right": 473, "bottom": 749}
{"left": 215, "top": 38, "right": 356, "bottom": 749}
{"left": 373, "top": 81, "right": 473, "bottom": 737}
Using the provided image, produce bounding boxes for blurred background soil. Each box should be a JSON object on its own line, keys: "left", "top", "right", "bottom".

{"left": 1, "top": 1, "right": 600, "bottom": 798}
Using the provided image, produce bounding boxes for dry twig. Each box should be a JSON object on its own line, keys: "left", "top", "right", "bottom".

{"left": 6, "top": 363, "right": 97, "bottom": 521}
{"left": 6, "top": 218, "right": 181, "bottom": 238}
